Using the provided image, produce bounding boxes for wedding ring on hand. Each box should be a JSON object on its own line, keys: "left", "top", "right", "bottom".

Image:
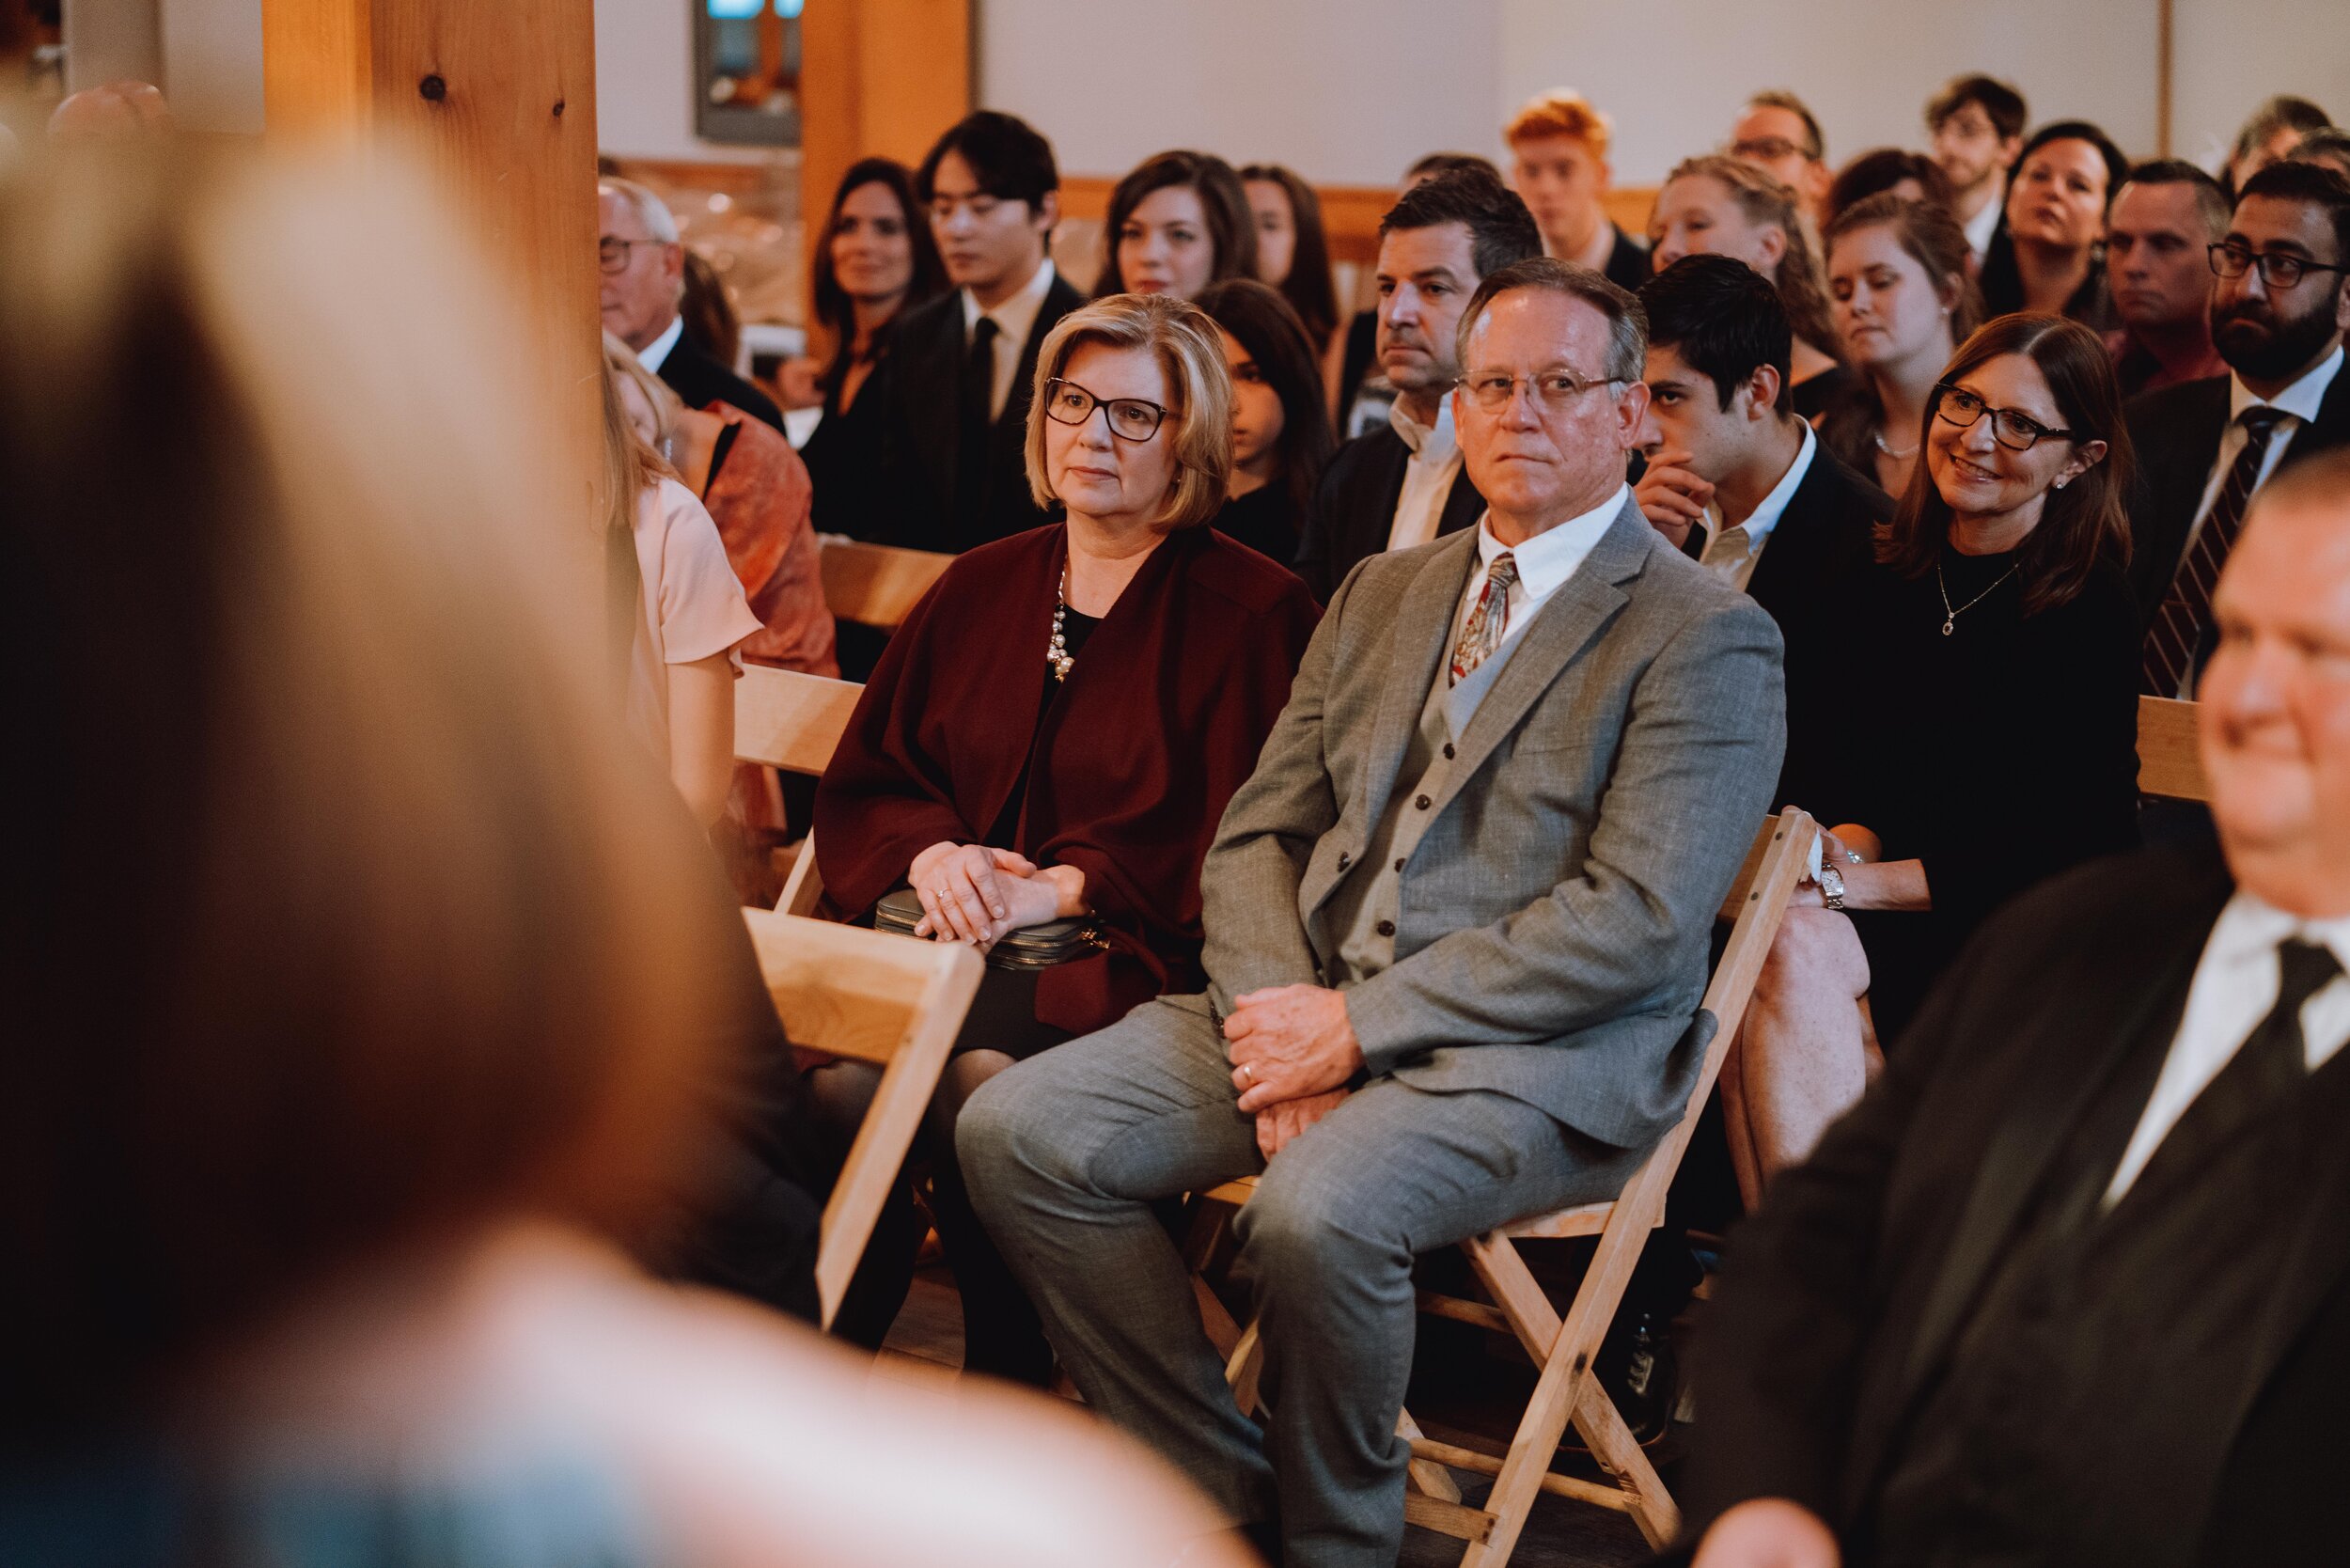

{"left": 1237, "top": 1062, "right": 1255, "bottom": 1087}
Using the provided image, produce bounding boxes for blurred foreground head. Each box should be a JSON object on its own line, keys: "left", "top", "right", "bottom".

{"left": 0, "top": 145, "right": 736, "bottom": 1439}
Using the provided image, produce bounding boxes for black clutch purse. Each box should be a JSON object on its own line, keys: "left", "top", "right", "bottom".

{"left": 872, "top": 887, "right": 1108, "bottom": 971}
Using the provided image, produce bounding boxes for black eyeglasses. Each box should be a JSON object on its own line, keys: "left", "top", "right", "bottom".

{"left": 2208, "top": 241, "right": 2349, "bottom": 290}
{"left": 598, "top": 236, "right": 669, "bottom": 275}
{"left": 1728, "top": 135, "right": 1817, "bottom": 165}
{"left": 1041, "top": 378, "right": 1171, "bottom": 442}
{"left": 1932, "top": 384, "right": 2076, "bottom": 451}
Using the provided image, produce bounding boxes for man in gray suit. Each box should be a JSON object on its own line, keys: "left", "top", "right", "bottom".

{"left": 960, "top": 259, "right": 1786, "bottom": 1567}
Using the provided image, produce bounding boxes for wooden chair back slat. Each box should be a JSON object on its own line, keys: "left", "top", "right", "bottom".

{"left": 734, "top": 666, "right": 861, "bottom": 776}
{"left": 741, "top": 908, "right": 982, "bottom": 1328}
{"left": 2138, "top": 695, "right": 2209, "bottom": 802}
{"left": 819, "top": 538, "right": 953, "bottom": 631}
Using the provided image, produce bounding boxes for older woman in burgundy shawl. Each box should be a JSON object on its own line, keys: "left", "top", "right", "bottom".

{"left": 812, "top": 294, "right": 1319, "bottom": 1382}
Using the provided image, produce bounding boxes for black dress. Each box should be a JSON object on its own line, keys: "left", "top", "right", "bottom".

{"left": 1815, "top": 544, "right": 2141, "bottom": 1041}
{"left": 1214, "top": 482, "right": 1306, "bottom": 569}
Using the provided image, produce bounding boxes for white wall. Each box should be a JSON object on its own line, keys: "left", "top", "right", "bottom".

{"left": 2171, "top": 0, "right": 2350, "bottom": 172}
{"left": 160, "top": 0, "right": 261, "bottom": 134}
{"left": 595, "top": 0, "right": 776, "bottom": 163}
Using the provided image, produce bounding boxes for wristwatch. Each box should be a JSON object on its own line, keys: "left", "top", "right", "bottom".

{"left": 1816, "top": 862, "right": 1847, "bottom": 911}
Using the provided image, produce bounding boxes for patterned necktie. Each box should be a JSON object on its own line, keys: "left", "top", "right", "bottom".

{"left": 1449, "top": 553, "right": 1518, "bottom": 686}
{"left": 2140, "top": 405, "right": 2290, "bottom": 697}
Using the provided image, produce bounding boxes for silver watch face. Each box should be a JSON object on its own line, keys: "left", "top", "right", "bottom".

{"left": 1818, "top": 864, "right": 1845, "bottom": 900}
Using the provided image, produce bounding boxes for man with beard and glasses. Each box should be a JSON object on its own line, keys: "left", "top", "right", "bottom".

{"left": 2129, "top": 161, "right": 2350, "bottom": 697}
{"left": 1292, "top": 169, "right": 1542, "bottom": 601}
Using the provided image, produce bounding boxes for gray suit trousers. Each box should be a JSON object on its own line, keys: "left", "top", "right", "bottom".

{"left": 958, "top": 995, "right": 1645, "bottom": 1568}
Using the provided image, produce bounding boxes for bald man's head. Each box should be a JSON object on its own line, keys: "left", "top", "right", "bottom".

{"left": 2201, "top": 448, "right": 2350, "bottom": 916}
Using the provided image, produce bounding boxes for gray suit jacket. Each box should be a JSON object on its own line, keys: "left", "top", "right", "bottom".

{"left": 1200, "top": 497, "right": 1786, "bottom": 1148}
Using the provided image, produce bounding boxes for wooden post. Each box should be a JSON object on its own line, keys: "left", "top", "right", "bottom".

{"left": 799, "top": 0, "right": 970, "bottom": 331}
{"left": 260, "top": 0, "right": 603, "bottom": 519}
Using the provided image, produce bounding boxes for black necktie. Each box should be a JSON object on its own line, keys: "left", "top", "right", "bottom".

{"left": 2118, "top": 937, "right": 2340, "bottom": 1209}
{"left": 2140, "top": 406, "right": 2291, "bottom": 696}
{"left": 955, "top": 315, "right": 1001, "bottom": 538}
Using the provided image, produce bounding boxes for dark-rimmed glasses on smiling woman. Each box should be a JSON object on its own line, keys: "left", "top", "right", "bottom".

{"left": 1456, "top": 368, "right": 1622, "bottom": 415}
{"left": 1042, "top": 378, "right": 1172, "bottom": 441}
{"left": 1931, "top": 383, "right": 2075, "bottom": 451}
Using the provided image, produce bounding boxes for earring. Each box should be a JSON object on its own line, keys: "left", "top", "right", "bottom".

{"left": 2054, "top": 478, "right": 2068, "bottom": 489}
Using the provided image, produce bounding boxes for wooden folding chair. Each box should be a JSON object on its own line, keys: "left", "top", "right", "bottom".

{"left": 818, "top": 538, "right": 954, "bottom": 633}
{"left": 2137, "top": 695, "right": 2209, "bottom": 802}
{"left": 741, "top": 907, "right": 983, "bottom": 1329}
{"left": 1193, "top": 808, "right": 1819, "bottom": 1563}
{"left": 734, "top": 664, "right": 862, "bottom": 916}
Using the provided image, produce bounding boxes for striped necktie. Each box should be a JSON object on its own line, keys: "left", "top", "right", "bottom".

{"left": 1449, "top": 553, "right": 1518, "bottom": 686}
{"left": 2141, "top": 405, "right": 2290, "bottom": 697}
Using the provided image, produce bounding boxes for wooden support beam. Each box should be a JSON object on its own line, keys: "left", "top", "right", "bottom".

{"left": 261, "top": 0, "right": 603, "bottom": 522}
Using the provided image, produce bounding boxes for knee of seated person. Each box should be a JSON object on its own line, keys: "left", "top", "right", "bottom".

{"left": 951, "top": 1068, "right": 1067, "bottom": 1197}
{"left": 1759, "top": 907, "right": 1850, "bottom": 992}
{"left": 1234, "top": 1158, "right": 1394, "bottom": 1282}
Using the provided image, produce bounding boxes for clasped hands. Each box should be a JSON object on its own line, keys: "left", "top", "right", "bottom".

{"left": 1224, "top": 983, "right": 1365, "bottom": 1160}
{"left": 907, "top": 841, "right": 1084, "bottom": 952}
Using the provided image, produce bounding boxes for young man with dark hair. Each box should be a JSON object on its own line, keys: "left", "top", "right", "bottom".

{"left": 856, "top": 111, "right": 1083, "bottom": 554}
{"left": 1730, "top": 89, "right": 1832, "bottom": 225}
{"left": 1925, "top": 73, "right": 2029, "bottom": 265}
{"left": 2130, "top": 160, "right": 2350, "bottom": 695}
{"left": 1294, "top": 169, "right": 1543, "bottom": 600}
{"left": 2106, "top": 160, "right": 2233, "bottom": 396}
{"left": 1635, "top": 254, "right": 1887, "bottom": 808}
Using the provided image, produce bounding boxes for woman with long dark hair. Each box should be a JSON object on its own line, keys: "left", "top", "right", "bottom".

{"left": 791, "top": 158, "right": 948, "bottom": 534}
{"left": 1723, "top": 313, "right": 2142, "bottom": 1204}
{"left": 1819, "top": 194, "right": 1982, "bottom": 496}
{"left": 1240, "top": 162, "right": 1340, "bottom": 350}
{"left": 1977, "top": 120, "right": 2130, "bottom": 325}
{"left": 1094, "top": 149, "right": 1258, "bottom": 301}
{"left": 1650, "top": 154, "right": 1848, "bottom": 418}
{"left": 1194, "top": 277, "right": 1335, "bottom": 566}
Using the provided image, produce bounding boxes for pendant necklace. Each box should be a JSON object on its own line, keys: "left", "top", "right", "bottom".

{"left": 1935, "top": 557, "right": 2019, "bottom": 636}
{"left": 1047, "top": 568, "right": 1075, "bottom": 682}
{"left": 1872, "top": 429, "right": 1918, "bottom": 459}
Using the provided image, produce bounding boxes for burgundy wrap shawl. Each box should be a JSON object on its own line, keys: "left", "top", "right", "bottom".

{"left": 814, "top": 523, "right": 1320, "bottom": 1035}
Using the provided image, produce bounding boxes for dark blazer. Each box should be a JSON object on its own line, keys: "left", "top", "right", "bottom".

{"left": 1600, "top": 224, "right": 1653, "bottom": 292}
{"left": 1683, "top": 841, "right": 2350, "bottom": 1566}
{"left": 1740, "top": 445, "right": 1888, "bottom": 810}
{"left": 656, "top": 330, "right": 786, "bottom": 432}
{"left": 2123, "top": 366, "right": 2350, "bottom": 619}
{"left": 1292, "top": 424, "right": 1484, "bottom": 603}
{"left": 855, "top": 269, "right": 1086, "bottom": 554}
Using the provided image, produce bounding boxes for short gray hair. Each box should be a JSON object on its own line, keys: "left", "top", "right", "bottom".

{"left": 598, "top": 177, "right": 680, "bottom": 244}
{"left": 1454, "top": 257, "right": 1647, "bottom": 384}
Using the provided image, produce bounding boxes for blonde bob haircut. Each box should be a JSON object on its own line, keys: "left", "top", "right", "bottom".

{"left": 1024, "top": 291, "right": 1233, "bottom": 530}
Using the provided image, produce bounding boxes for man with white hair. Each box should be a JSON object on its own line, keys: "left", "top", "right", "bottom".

{"left": 1683, "top": 448, "right": 2350, "bottom": 1567}
{"left": 598, "top": 177, "right": 783, "bottom": 431}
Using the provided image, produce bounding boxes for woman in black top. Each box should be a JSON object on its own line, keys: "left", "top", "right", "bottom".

{"left": 1722, "top": 313, "right": 2139, "bottom": 1206}
{"left": 1195, "top": 278, "right": 1334, "bottom": 569}
{"left": 793, "top": 159, "right": 948, "bottom": 536}
{"left": 1976, "top": 122, "right": 2129, "bottom": 329}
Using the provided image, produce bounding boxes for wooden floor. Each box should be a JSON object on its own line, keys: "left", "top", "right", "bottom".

{"left": 875, "top": 1264, "right": 1654, "bottom": 1568}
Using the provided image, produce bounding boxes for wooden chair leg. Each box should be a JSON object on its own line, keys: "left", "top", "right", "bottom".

{"left": 1400, "top": 1406, "right": 1465, "bottom": 1504}
{"left": 1570, "top": 1380, "right": 1679, "bottom": 1548}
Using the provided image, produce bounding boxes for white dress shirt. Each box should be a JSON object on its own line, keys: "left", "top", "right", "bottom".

{"left": 1694, "top": 423, "right": 1817, "bottom": 593}
{"left": 1447, "top": 486, "right": 1628, "bottom": 671}
{"left": 637, "top": 313, "right": 685, "bottom": 374}
{"left": 1962, "top": 190, "right": 2002, "bottom": 268}
{"left": 2104, "top": 889, "right": 2350, "bottom": 1204}
{"left": 1385, "top": 397, "right": 1466, "bottom": 551}
{"left": 2178, "top": 345, "right": 2345, "bottom": 563}
{"left": 960, "top": 257, "right": 1058, "bottom": 422}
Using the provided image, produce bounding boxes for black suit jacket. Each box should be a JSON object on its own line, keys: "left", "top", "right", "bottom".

{"left": 1682, "top": 841, "right": 2350, "bottom": 1566}
{"left": 1600, "top": 224, "right": 1653, "bottom": 292}
{"left": 656, "top": 331, "right": 786, "bottom": 432}
{"left": 1292, "top": 424, "right": 1483, "bottom": 602}
{"left": 855, "top": 270, "right": 1085, "bottom": 553}
{"left": 1739, "top": 446, "right": 1888, "bottom": 810}
{"left": 2123, "top": 364, "right": 2350, "bottom": 620}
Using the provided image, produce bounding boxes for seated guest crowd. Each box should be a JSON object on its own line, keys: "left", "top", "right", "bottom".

{"left": 16, "top": 63, "right": 2350, "bottom": 1568}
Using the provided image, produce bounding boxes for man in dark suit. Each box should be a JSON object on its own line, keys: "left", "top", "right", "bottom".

{"left": 1680, "top": 449, "right": 2350, "bottom": 1568}
{"left": 1296, "top": 169, "right": 1542, "bottom": 602}
{"left": 852, "top": 112, "right": 1082, "bottom": 554}
{"left": 1635, "top": 256, "right": 1887, "bottom": 811}
{"left": 2130, "top": 160, "right": 2350, "bottom": 696}
{"left": 598, "top": 178, "right": 785, "bottom": 431}
{"left": 1505, "top": 88, "right": 1652, "bottom": 291}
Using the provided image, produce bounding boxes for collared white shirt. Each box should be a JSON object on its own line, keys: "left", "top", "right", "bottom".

{"left": 1385, "top": 397, "right": 1466, "bottom": 551}
{"left": 1962, "top": 185, "right": 2002, "bottom": 266}
{"left": 1694, "top": 422, "right": 1817, "bottom": 593}
{"left": 638, "top": 313, "right": 685, "bottom": 374}
{"left": 2104, "top": 889, "right": 2350, "bottom": 1204}
{"left": 2179, "top": 345, "right": 2345, "bottom": 562}
{"left": 960, "top": 257, "right": 1058, "bottom": 421}
{"left": 1448, "top": 485, "right": 1627, "bottom": 662}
